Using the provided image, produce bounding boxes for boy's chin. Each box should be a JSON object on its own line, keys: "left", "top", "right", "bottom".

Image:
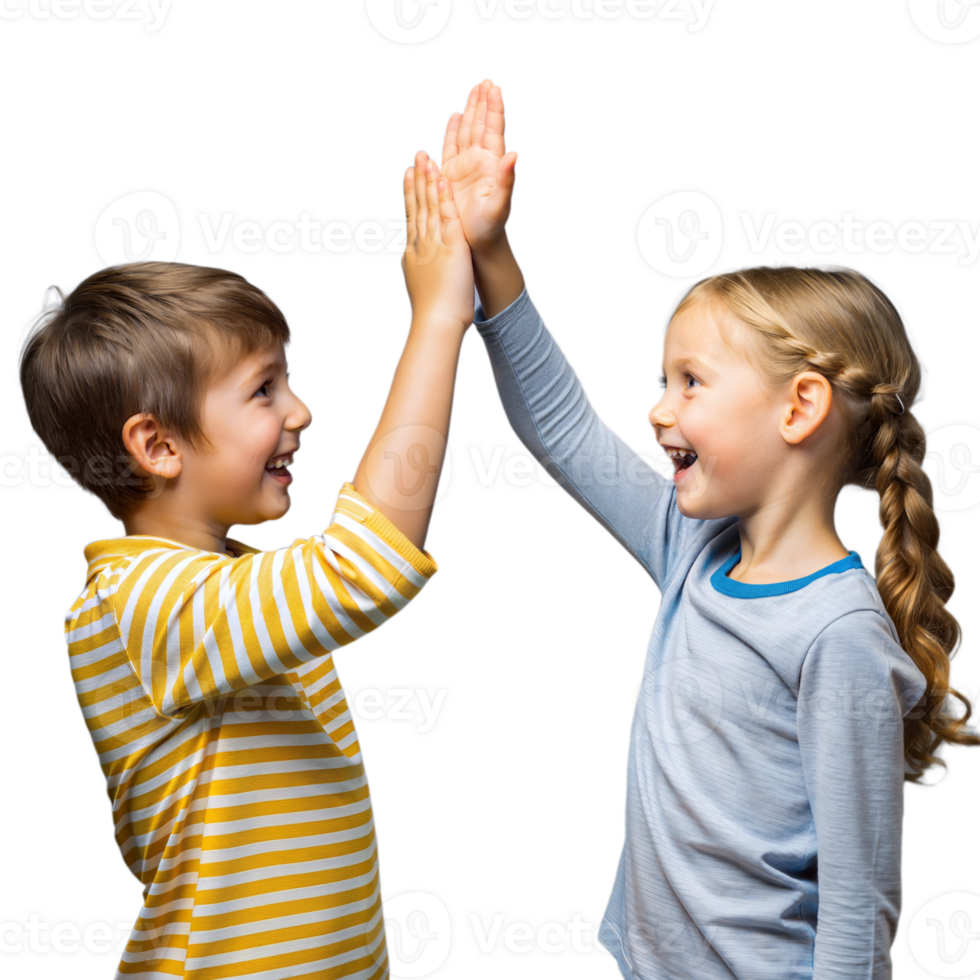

{"left": 266, "top": 497, "right": 293, "bottom": 523}
{"left": 233, "top": 493, "right": 291, "bottom": 526}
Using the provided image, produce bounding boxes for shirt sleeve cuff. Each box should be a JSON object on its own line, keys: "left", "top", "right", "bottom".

{"left": 334, "top": 482, "right": 438, "bottom": 579}
{"left": 474, "top": 286, "right": 531, "bottom": 332}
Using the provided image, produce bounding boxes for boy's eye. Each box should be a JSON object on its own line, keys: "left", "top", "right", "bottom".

{"left": 254, "top": 380, "right": 273, "bottom": 397}
{"left": 685, "top": 374, "right": 701, "bottom": 389}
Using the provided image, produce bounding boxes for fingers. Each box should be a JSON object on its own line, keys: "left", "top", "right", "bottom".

{"left": 403, "top": 167, "right": 417, "bottom": 250}
{"left": 484, "top": 84, "right": 506, "bottom": 158}
{"left": 425, "top": 158, "right": 440, "bottom": 228}
{"left": 470, "top": 78, "right": 493, "bottom": 149}
{"left": 496, "top": 151, "right": 518, "bottom": 190}
{"left": 458, "top": 79, "right": 498, "bottom": 152}
{"left": 413, "top": 150, "right": 429, "bottom": 238}
{"left": 437, "top": 175, "right": 461, "bottom": 228}
{"left": 402, "top": 150, "right": 438, "bottom": 249}
{"left": 442, "top": 112, "right": 461, "bottom": 164}
{"left": 439, "top": 78, "right": 507, "bottom": 170}
{"left": 456, "top": 84, "right": 480, "bottom": 150}
{"left": 488, "top": 151, "right": 517, "bottom": 221}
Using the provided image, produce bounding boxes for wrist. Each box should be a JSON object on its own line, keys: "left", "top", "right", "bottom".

{"left": 470, "top": 230, "right": 511, "bottom": 263}
{"left": 471, "top": 235, "right": 524, "bottom": 320}
{"left": 409, "top": 310, "right": 471, "bottom": 337}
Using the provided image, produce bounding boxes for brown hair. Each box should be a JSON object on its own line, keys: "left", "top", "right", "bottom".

{"left": 675, "top": 266, "right": 978, "bottom": 781}
{"left": 20, "top": 261, "right": 290, "bottom": 519}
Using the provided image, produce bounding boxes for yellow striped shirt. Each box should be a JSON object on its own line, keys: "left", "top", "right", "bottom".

{"left": 65, "top": 483, "right": 437, "bottom": 980}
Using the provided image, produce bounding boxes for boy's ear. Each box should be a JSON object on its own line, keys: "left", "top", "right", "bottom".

{"left": 122, "top": 413, "right": 183, "bottom": 481}
{"left": 779, "top": 371, "right": 834, "bottom": 445}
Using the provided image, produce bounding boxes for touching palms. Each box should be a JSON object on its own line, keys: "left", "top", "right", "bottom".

{"left": 441, "top": 79, "right": 518, "bottom": 254}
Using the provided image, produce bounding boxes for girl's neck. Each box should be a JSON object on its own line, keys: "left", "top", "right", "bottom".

{"left": 728, "top": 491, "right": 849, "bottom": 586}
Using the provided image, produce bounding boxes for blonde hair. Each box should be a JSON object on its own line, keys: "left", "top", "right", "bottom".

{"left": 675, "top": 266, "right": 978, "bottom": 781}
{"left": 20, "top": 262, "right": 290, "bottom": 519}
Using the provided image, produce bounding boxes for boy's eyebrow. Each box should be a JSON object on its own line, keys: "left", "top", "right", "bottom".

{"left": 239, "top": 360, "right": 284, "bottom": 387}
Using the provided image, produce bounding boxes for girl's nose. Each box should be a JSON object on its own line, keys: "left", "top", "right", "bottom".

{"left": 648, "top": 399, "right": 673, "bottom": 429}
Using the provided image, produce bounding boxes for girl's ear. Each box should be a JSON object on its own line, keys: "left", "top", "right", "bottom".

{"left": 779, "top": 371, "right": 834, "bottom": 445}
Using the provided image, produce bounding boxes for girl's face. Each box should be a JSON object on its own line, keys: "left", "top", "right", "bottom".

{"left": 648, "top": 299, "right": 790, "bottom": 520}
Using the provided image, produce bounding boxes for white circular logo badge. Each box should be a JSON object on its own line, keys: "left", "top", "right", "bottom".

{"left": 94, "top": 191, "right": 180, "bottom": 266}
{"left": 383, "top": 891, "right": 451, "bottom": 978}
{"left": 648, "top": 658, "right": 725, "bottom": 746}
{"left": 436, "top": 446, "right": 453, "bottom": 503}
{"left": 366, "top": 0, "right": 452, "bottom": 43}
{"left": 637, "top": 191, "right": 723, "bottom": 278}
{"left": 923, "top": 424, "right": 980, "bottom": 512}
{"left": 909, "top": 0, "right": 980, "bottom": 43}
{"left": 908, "top": 892, "right": 980, "bottom": 977}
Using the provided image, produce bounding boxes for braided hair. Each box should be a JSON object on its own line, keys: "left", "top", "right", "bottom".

{"left": 674, "top": 266, "right": 978, "bottom": 781}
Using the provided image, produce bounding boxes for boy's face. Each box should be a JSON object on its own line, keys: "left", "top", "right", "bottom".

{"left": 179, "top": 343, "right": 312, "bottom": 528}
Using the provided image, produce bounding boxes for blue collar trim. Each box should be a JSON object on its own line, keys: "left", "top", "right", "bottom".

{"left": 711, "top": 549, "right": 864, "bottom": 599}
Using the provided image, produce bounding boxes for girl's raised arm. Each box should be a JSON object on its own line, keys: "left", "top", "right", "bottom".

{"left": 441, "top": 80, "right": 729, "bottom": 585}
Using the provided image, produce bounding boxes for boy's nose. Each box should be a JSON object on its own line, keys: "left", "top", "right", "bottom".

{"left": 288, "top": 397, "right": 313, "bottom": 432}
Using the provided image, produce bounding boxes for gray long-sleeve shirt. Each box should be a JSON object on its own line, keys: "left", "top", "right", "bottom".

{"left": 474, "top": 289, "right": 927, "bottom": 980}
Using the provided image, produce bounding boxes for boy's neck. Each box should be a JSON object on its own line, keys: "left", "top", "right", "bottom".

{"left": 123, "top": 509, "right": 232, "bottom": 556}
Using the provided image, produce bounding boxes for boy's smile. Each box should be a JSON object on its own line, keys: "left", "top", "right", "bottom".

{"left": 123, "top": 343, "right": 312, "bottom": 553}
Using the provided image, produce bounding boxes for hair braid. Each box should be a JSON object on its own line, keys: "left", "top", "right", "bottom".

{"left": 867, "top": 395, "right": 979, "bottom": 777}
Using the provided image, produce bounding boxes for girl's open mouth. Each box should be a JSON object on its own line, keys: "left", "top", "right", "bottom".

{"left": 664, "top": 446, "right": 698, "bottom": 475}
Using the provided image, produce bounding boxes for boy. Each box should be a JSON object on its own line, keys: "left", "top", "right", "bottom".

{"left": 19, "top": 155, "right": 469, "bottom": 979}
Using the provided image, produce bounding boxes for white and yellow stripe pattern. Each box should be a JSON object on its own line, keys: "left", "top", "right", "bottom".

{"left": 65, "top": 483, "right": 437, "bottom": 979}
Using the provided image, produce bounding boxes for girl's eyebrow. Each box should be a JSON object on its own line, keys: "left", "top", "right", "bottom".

{"left": 661, "top": 355, "right": 714, "bottom": 376}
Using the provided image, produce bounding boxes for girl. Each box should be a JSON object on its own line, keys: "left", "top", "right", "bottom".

{"left": 439, "top": 81, "right": 979, "bottom": 979}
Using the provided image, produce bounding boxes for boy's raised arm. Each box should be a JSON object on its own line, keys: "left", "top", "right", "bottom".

{"left": 352, "top": 151, "right": 473, "bottom": 550}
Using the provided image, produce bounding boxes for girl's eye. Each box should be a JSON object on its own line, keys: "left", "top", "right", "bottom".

{"left": 653, "top": 371, "right": 701, "bottom": 394}
{"left": 255, "top": 381, "right": 272, "bottom": 398}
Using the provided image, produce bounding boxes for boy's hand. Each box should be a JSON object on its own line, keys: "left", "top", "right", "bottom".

{"left": 402, "top": 150, "right": 474, "bottom": 330}
{"left": 351, "top": 153, "right": 473, "bottom": 549}
{"left": 441, "top": 79, "right": 518, "bottom": 255}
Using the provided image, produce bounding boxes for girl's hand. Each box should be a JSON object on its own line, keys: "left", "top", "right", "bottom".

{"left": 441, "top": 79, "right": 518, "bottom": 255}
{"left": 401, "top": 151, "right": 474, "bottom": 331}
